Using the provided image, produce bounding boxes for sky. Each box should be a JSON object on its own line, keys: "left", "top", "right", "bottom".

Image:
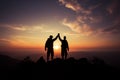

{"left": 0, "top": 0, "right": 120, "bottom": 52}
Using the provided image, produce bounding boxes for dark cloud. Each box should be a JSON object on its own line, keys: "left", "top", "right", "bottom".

{"left": 107, "top": 0, "right": 120, "bottom": 15}
{"left": 103, "top": 24, "right": 120, "bottom": 34}
{"left": 59, "top": 0, "right": 96, "bottom": 14}
{"left": 59, "top": 0, "right": 120, "bottom": 36}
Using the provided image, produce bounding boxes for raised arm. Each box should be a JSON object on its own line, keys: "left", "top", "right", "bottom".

{"left": 58, "top": 33, "right": 62, "bottom": 41}
{"left": 53, "top": 34, "right": 58, "bottom": 41}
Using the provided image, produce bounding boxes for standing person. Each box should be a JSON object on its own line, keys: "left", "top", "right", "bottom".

{"left": 58, "top": 33, "right": 69, "bottom": 60}
{"left": 45, "top": 34, "right": 58, "bottom": 62}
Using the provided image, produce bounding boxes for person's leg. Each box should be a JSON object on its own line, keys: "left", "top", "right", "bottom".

{"left": 51, "top": 48, "right": 54, "bottom": 60}
{"left": 61, "top": 49, "right": 64, "bottom": 60}
{"left": 62, "top": 55, "right": 64, "bottom": 60}
{"left": 65, "top": 54, "right": 67, "bottom": 60}
{"left": 65, "top": 50, "right": 68, "bottom": 60}
{"left": 47, "top": 50, "right": 50, "bottom": 62}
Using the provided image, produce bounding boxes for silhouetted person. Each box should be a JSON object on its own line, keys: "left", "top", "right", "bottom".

{"left": 58, "top": 33, "right": 69, "bottom": 60}
{"left": 45, "top": 34, "right": 58, "bottom": 62}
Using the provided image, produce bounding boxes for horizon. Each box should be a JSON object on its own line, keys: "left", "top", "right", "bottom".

{"left": 0, "top": 47, "right": 120, "bottom": 68}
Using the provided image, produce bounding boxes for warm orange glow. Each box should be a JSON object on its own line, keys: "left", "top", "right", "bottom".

{"left": 53, "top": 41, "right": 61, "bottom": 55}
{"left": 54, "top": 45, "right": 60, "bottom": 50}
{"left": 6, "top": 29, "right": 119, "bottom": 51}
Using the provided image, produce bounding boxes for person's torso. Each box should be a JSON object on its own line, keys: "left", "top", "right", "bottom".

{"left": 48, "top": 39, "right": 54, "bottom": 48}
{"left": 61, "top": 40, "right": 68, "bottom": 48}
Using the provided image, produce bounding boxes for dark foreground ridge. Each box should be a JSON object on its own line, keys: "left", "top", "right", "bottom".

{"left": 0, "top": 55, "right": 120, "bottom": 80}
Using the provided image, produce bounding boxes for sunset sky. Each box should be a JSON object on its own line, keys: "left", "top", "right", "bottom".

{"left": 0, "top": 0, "right": 120, "bottom": 52}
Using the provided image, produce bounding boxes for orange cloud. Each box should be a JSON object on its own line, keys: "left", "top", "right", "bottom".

{"left": 62, "top": 18, "right": 81, "bottom": 33}
{"left": 59, "top": 0, "right": 92, "bottom": 14}
{"left": 59, "top": 0, "right": 81, "bottom": 12}
{"left": 62, "top": 18, "right": 94, "bottom": 36}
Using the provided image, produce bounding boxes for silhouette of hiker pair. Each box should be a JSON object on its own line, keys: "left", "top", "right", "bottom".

{"left": 45, "top": 33, "right": 69, "bottom": 62}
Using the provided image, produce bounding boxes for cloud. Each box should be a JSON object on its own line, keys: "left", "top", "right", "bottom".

{"left": 89, "top": 3, "right": 101, "bottom": 11}
{"left": 59, "top": 0, "right": 101, "bottom": 15}
{"left": 10, "top": 26, "right": 27, "bottom": 31}
{"left": 62, "top": 15, "right": 102, "bottom": 36}
{"left": 0, "top": 38, "right": 11, "bottom": 47}
{"left": 106, "top": 0, "right": 120, "bottom": 14}
{"left": 59, "top": 0, "right": 119, "bottom": 36}
{"left": 58, "top": 0, "right": 103, "bottom": 35}
{"left": 101, "top": 14, "right": 120, "bottom": 34}
{"left": 62, "top": 18, "right": 81, "bottom": 33}
{"left": 89, "top": 16, "right": 102, "bottom": 23}
{"left": 59, "top": 0, "right": 92, "bottom": 15}
{"left": 62, "top": 16, "right": 120, "bottom": 36}
{"left": 59, "top": 0, "right": 81, "bottom": 12}
{"left": 102, "top": 23, "right": 120, "bottom": 34}
{"left": 62, "top": 18, "right": 93, "bottom": 36}
{"left": 77, "top": 15, "right": 102, "bottom": 24}
{"left": 107, "top": 7, "right": 113, "bottom": 14}
{"left": 0, "top": 24, "right": 28, "bottom": 31}
{"left": 0, "top": 38, "right": 11, "bottom": 42}
{"left": 0, "top": 24, "right": 46, "bottom": 42}
{"left": 3, "top": 24, "right": 44, "bottom": 32}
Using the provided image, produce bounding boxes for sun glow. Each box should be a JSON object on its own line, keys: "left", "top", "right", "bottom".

{"left": 54, "top": 45, "right": 60, "bottom": 50}
{"left": 53, "top": 40, "right": 61, "bottom": 51}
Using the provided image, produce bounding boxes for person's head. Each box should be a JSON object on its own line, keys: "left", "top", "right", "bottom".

{"left": 64, "top": 36, "right": 66, "bottom": 40}
{"left": 49, "top": 35, "right": 53, "bottom": 39}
